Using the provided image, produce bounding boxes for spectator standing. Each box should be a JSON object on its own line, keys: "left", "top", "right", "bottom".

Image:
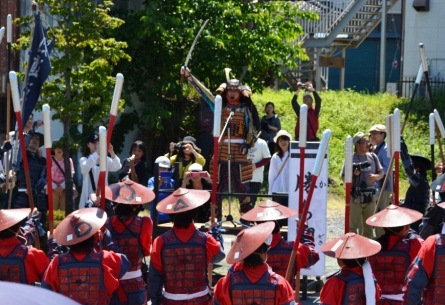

{"left": 291, "top": 81, "right": 321, "bottom": 141}
{"left": 50, "top": 140, "right": 76, "bottom": 213}
{"left": 105, "top": 181, "right": 155, "bottom": 305}
{"left": 148, "top": 188, "right": 224, "bottom": 304}
{"left": 169, "top": 136, "right": 205, "bottom": 186}
{"left": 242, "top": 136, "right": 271, "bottom": 221}
{"left": 268, "top": 130, "right": 292, "bottom": 208}
{"left": 260, "top": 101, "right": 281, "bottom": 154}
{"left": 147, "top": 156, "right": 174, "bottom": 223}
{"left": 319, "top": 233, "right": 382, "bottom": 305}
{"left": 366, "top": 205, "right": 424, "bottom": 305}
{"left": 79, "top": 134, "right": 121, "bottom": 209}
{"left": 181, "top": 163, "right": 212, "bottom": 223}
{"left": 118, "top": 140, "right": 148, "bottom": 185}
{"left": 41, "top": 208, "right": 130, "bottom": 304}
{"left": 369, "top": 124, "right": 392, "bottom": 238}
{"left": 213, "top": 222, "right": 295, "bottom": 305}
{"left": 342, "top": 132, "right": 383, "bottom": 238}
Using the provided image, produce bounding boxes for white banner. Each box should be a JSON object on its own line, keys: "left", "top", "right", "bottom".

{"left": 288, "top": 141, "right": 328, "bottom": 276}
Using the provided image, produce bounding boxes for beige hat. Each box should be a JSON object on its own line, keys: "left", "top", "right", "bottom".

{"left": 188, "top": 163, "right": 203, "bottom": 172}
{"left": 156, "top": 188, "right": 210, "bottom": 214}
{"left": 155, "top": 156, "right": 171, "bottom": 168}
{"left": 321, "top": 232, "right": 381, "bottom": 259}
{"left": 273, "top": 129, "right": 293, "bottom": 143}
{"left": 302, "top": 92, "right": 313, "bottom": 100}
{"left": 352, "top": 132, "right": 367, "bottom": 145}
{"left": 366, "top": 204, "right": 423, "bottom": 228}
{"left": 369, "top": 124, "right": 387, "bottom": 133}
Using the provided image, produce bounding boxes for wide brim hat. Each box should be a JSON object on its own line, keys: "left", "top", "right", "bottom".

{"left": 366, "top": 204, "right": 423, "bottom": 228}
{"left": 226, "top": 221, "right": 275, "bottom": 264}
{"left": 321, "top": 232, "right": 381, "bottom": 259}
{"left": 26, "top": 132, "right": 44, "bottom": 147}
{"left": 178, "top": 136, "right": 201, "bottom": 153}
{"left": 241, "top": 200, "right": 298, "bottom": 222}
{"left": 352, "top": 132, "right": 367, "bottom": 145}
{"left": 273, "top": 129, "right": 293, "bottom": 143}
{"left": 410, "top": 154, "right": 432, "bottom": 171}
{"left": 156, "top": 188, "right": 210, "bottom": 214}
{"left": 0, "top": 208, "right": 31, "bottom": 232}
{"left": 54, "top": 208, "right": 107, "bottom": 246}
{"left": 105, "top": 180, "right": 155, "bottom": 205}
{"left": 430, "top": 173, "right": 445, "bottom": 192}
{"left": 0, "top": 281, "right": 81, "bottom": 305}
{"left": 368, "top": 124, "right": 387, "bottom": 133}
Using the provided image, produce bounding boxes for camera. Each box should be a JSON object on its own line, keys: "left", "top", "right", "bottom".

{"left": 189, "top": 172, "right": 207, "bottom": 179}
{"left": 352, "top": 161, "right": 371, "bottom": 171}
{"left": 298, "top": 83, "right": 307, "bottom": 89}
{"left": 174, "top": 143, "right": 185, "bottom": 150}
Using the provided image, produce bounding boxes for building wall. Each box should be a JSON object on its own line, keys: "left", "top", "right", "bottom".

{"left": 403, "top": 0, "right": 445, "bottom": 78}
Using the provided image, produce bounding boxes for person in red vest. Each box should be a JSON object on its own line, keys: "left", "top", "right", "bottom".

{"left": 291, "top": 81, "right": 322, "bottom": 141}
{"left": 105, "top": 180, "right": 155, "bottom": 305}
{"left": 366, "top": 204, "right": 423, "bottom": 305}
{"left": 403, "top": 200, "right": 445, "bottom": 304}
{"left": 41, "top": 208, "right": 130, "bottom": 305}
{"left": 0, "top": 208, "right": 48, "bottom": 285}
{"left": 213, "top": 221, "right": 295, "bottom": 305}
{"left": 241, "top": 200, "right": 319, "bottom": 287}
{"left": 319, "top": 232, "right": 382, "bottom": 305}
{"left": 148, "top": 188, "right": 224, "bottom": 305}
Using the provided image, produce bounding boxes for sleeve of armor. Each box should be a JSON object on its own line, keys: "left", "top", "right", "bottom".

{"left": 19, "top": 218, "right": 36, "bottom": 246}
{"left": 148, "top": 262, "right": 164, "bottom": 305}
{"left": 101, "top": 228, "right": 123, "bottom": 254}
{"left": 299, "top": 227, "right": 320, "bottom": 268}
{"left": 319, "top": 275, "right": 347, "bottom": 305}
{"left": 207, "top": 230, "right": 225, "bottom": 264}
{"left": 403, "top": 236, "right": 436, "bottom": 304}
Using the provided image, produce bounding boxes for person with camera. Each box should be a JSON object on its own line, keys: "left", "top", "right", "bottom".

{"left": 291, "top": 80, "right": 322, "bottom": 141}
{"left": 169, "top": 136, "right": 206, "bottom": 187}
{"left": 369, "top": 124, "right": 392, "bottom": 238}
{"left": 260, "top": 101, "right": 281, "bottom": 154}
{"left": 343, "top": 132, "right": 383, "bottom": 239}
{"left": 181, "top": 163, "right": 212, "bottom": 223}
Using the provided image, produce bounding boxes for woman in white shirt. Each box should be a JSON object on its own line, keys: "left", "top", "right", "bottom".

{"left": 79, "top": 134, "right": 121, "bottom": 209}
{"left": 268, "top": 130, "right": 292, "bottom": 209}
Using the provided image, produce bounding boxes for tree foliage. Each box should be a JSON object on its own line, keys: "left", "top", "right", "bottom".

{"left": 14, "top": 0, "right": 130, "bottom": 214}
{"left": 113, "top": 0, "right": 317, "bottom": 163}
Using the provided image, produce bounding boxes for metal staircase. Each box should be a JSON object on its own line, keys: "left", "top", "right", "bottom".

{"left": 284, "top": 0, "right": 398, "bottom": 90}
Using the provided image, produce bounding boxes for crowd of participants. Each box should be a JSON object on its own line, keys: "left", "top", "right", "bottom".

{"left": 0, "top": 70, "right": 444, "bottom": 305}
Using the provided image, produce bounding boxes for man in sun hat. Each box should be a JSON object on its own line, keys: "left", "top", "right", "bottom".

{"left": 342, "top": 131, "right": 383, "bottom": 238}
{"left": 105, "top": 180, "right": 155, "bottom": 305}
{"left": 366, "top": 205, "right": 424, "bottom": 304}
{"left": 403, "top": 199, "right": 445, "bottom": 304}
{"left": 319, "top": 232, "right": 382, "bottom": 305}
{"left": 369, "top": 123, "right": 392, "bottom": 238}
{"left": 291, "top": 80, "right": 322, "bottom": 141}
{"left": 241, "top": 200, "right": 319, "bottom": 286}
{"left": 213, "top": 221, "right": 296, "bottom": 304}
{"left": 0, "top": 208, "right": 49, "bottom": 285}
{"left": 41, "top": 208, "right": 130, "bottom": 305}
{"left": 148, "top": 188, "right": 225, "bottom": 305}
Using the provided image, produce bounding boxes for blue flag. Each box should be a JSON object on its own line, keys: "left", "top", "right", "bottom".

{"left": 22, "top": 12, "right": 54, "bottom": 126}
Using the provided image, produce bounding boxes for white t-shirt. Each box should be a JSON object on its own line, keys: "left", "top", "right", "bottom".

{"left": 246, "top": 138, "right": 271, "bottom": 183}
{"left": 268, "top": 150, "right": 290, "bottom": 194}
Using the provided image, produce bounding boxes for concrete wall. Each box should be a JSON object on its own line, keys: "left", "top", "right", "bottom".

{"left": 403, "top": 0, "right": 445, "bottom": 78}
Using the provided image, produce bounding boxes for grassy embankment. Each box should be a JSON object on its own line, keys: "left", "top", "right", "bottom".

{"left": 249, "top": 87, "right": 444, "bottom": 219}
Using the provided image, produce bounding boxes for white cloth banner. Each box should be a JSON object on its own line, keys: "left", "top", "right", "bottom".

{"left": 288, "top": 141, "right": 328, "bottom": 276}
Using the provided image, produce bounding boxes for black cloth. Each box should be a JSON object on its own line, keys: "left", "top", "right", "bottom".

{"left": 118, "top": 158, "right": 148, "bottom": 185}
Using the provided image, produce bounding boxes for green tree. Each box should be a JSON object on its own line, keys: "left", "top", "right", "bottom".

{"left": 113, "top": 0, "right": 317, "bottom": 166}
{"left": 15, "top": 0, "right": 130, "bottom": 214}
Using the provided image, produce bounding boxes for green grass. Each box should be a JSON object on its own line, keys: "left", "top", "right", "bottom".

{"left": 255, "top": 87, "right": 445, "bottom": 198}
